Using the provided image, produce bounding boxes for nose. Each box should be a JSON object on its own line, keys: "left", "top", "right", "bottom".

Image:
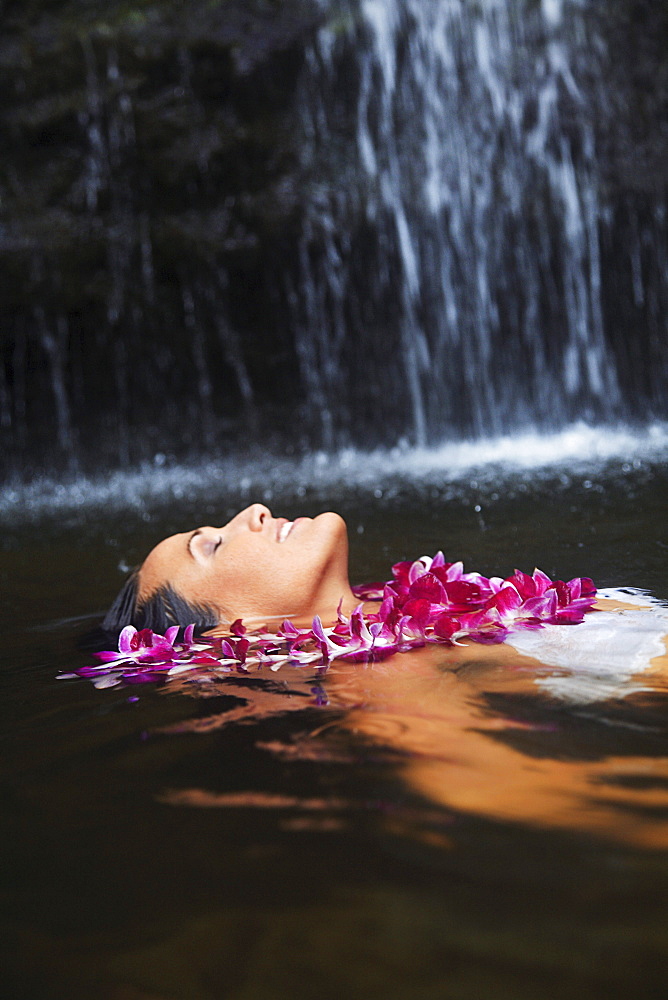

{"left": 221, "top": 503, "right": 272, "bottom": 537}
{"left": 244, "top": 503, "right": 272, "bottom": 531}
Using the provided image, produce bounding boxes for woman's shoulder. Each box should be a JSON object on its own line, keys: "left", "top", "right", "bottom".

{"left": 593, "top": 589, "right": 663, "bottom": 613}
{"left": 504, "top": 587, "right": 668, "bottom": 702}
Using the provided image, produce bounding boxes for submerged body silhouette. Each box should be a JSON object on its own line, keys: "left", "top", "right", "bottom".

{"left": 104, "top": 504, "right": 668, "bottom": 850}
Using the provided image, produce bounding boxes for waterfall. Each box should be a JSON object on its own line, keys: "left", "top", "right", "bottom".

{"left": 0, "top": 0, "right": 666, "bottom": 475}
{"left": 290, "top": 0, "right": 644, "bottom": 446}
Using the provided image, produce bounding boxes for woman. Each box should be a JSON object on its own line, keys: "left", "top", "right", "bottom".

{"left": 102, "top": 500, "right": 668, "bottom": 686}
{"left": 99, "top": 503, "right": 668, "bottom": 848}
{"left": 104, "top": 501, "right": 661, "bottom": 631}
{"left": 103, "top": 504, "right": 359, "bottom": 633}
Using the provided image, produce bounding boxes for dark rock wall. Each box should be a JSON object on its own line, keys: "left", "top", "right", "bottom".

{"left": 593, "top": 1, "right": 668, "bottom": 413}
{"left": 1, "top": 0, "right": 322, "bottom": 472}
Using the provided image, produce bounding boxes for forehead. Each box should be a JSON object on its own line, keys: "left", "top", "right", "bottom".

{"left": 138, "top": 530, "right": 191, "bottom": 599}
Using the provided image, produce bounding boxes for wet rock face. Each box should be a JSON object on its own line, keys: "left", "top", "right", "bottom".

{"left": 1, "top": 0, "right": 667, "bottom": 475}
{"left": 0, "top": 0, "right": 324, "bottom": 470}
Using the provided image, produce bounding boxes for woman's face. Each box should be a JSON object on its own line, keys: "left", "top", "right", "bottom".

{"left": 137, "top": 504, "right": 356, "bottom": 625}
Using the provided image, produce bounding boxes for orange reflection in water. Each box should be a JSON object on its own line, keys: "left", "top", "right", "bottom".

{"left": 161, "top": 600, "right": 668, "bottom": 851}
{"left": 328, "top": 599, "right": 668, "bottom": 850}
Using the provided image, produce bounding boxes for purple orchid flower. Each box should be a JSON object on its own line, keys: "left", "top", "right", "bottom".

{"left": 60, "top": 554, "right": 597, "bottom": 689}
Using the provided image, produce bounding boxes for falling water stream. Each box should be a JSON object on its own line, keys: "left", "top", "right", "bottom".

{"left": 292, "top": 0, "right": 627, "bottom": 445}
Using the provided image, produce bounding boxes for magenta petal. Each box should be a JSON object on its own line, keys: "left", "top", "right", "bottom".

{"left": 432, "top": 613, "right": 458, "bottom": 639}
{"left": 553, "top": 609, "right": 586, "bottom": 624}
{"left": 77, "top": 665, "right": 112, "bottom": 677}
{"left": 184, "top": 624, "right": 195, "bottom": 645}
{"left": 402, "top": 598, "right": 432, "bottom": 631}
{"left": 465, "top": 626, "right": 509, "bottom": 644}
{"left": 444, "top": 561, "right": 464, "bottom": 582}
{"left": 552, "top": 580, "right": 570, "bottom": 605}
{"left": 532, "top": 568, "right": 553, "bottom": 595}
{"left": 235, "top": 638, "right": 250, "bottom": 664}
{"left": 311, "top": 616, "right": 331, "bottom": 664}
{"left": 95, "top": 650, "right": 128, "bottom": 663}
{"left": 352, "top": 582, "right": 385, "bottom": 600}
{"left": 118, "top": 625, "right": 136, "bottom": 654}
{"left": 230, "top": 619, "right": 247, "bottom": 637}
{"left": 442, "top": 579, "right": 483, "bottom": 610}
{"left": 408, "top": 573, "right": 446, "bottom": 603}
{"left": 189, "top": 653, "right": 223, "bottom": 666}
{"left": 486, "top": 585, "right": 521, "bottom": 618}
{"left": 508, "top": 569, "right": 535, "bottom": 599}
{"left": 408, "top": 558, "right": 430, "bottom": 584}
{"left": 123, "top": 671, "right": 163, "bottom": 684}
{"left": 280, "top": 619, "right": 302, "bottom": 638}
{"left": 311, "top": 616, "right": 327, "bottom": 643}
{"left": 522, "top": 592, "right": 558, "bottom": 620}
{"left": 148, "top": 638, "right": 175, "bottom": 655}
{"left": 340, "top": 643, "right": 400, "bottom": 662}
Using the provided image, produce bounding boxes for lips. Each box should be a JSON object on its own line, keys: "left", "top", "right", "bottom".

{"left": 276, "top": 516, "right": 311, "bottom": 542}
{"left": 277, "top": 520, "right": 293, "bottom": 542}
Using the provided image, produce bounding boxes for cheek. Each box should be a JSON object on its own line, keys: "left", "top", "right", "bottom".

{"left": 195, "top": 516, "right": 350, "bottom": 618}
{"left": 203, "top": 548, "right": 284, "bottom": 612}
{"left": 213, "top": 556, "right": 311, "bottom": 616}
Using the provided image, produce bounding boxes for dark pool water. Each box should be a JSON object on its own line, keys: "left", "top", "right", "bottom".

{"left": 2, "top": 443, "right": 668, "bottom": 1000}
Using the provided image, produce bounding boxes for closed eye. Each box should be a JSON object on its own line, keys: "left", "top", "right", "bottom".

{"left": 188, "top": 531, "right": 223, "bottom": 561}
{"left": 202, "top": 536, "right": 223, "bottom": 558}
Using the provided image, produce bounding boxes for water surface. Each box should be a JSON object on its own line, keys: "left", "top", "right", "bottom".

{"left": 2, "top": 435, "right": 668, "bottom": 999}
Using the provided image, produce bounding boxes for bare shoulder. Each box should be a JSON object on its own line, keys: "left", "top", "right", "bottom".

{"left": 593, "top": 596, "right": 652, "bottom": 613}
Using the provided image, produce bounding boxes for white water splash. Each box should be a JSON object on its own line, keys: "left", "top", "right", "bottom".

{"left": 2, "top": 422, "right": 667, "bottom": 522}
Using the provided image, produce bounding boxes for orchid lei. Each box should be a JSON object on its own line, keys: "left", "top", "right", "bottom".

{"left": 59, "top": 555, "right": 596, "bottom": 689}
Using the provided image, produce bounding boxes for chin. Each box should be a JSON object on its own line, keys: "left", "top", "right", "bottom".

{"left": 317, "top": 512, "right": 352, "bottom": 598}
{"left": 316, "top": 511, "right": 349, "bottom": 556}
{"left": 316, "top": 510, "right": 348, "bottom": 535}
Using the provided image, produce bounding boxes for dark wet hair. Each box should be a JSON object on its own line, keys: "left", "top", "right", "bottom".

{"left": 102, "top": 569, "right": 218, "bottom": 635}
